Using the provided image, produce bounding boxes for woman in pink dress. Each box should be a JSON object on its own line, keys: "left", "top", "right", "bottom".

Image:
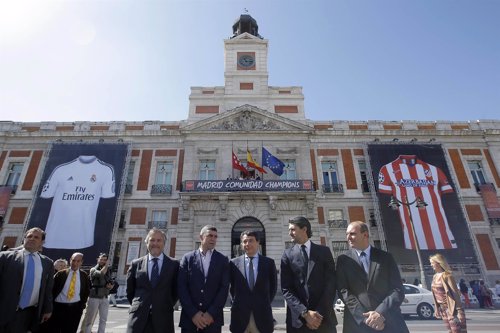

{"left": 430, "top": 253, "right": 467, "bottom": 333}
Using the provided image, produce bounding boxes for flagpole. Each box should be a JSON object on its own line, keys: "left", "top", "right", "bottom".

{"left": 231, "top": 141, "right": 234, "bottom": 180}
{"left": 261, "top": 141, "right": 264, "bottom": 180}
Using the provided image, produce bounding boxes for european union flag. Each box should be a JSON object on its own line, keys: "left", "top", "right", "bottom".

{"left": 262, "top": 147, "right": 285, "bottom": 176}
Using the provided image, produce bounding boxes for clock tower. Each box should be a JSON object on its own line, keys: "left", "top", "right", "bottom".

{"left": 187, "top": 14, "right": 305, "bottom": 122}
{"left": 223, "top": 15, "right": 269, "bottom": 101}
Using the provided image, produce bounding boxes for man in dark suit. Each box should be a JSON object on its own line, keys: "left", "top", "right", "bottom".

{"left": 229, "top": 230, "right": 277, "bottom": 333}
{"left": 0, "top": 227, "right": 54, "bottom": 333}
{"left": 178, "top": 225, "right": 230, "bottom": 333}
{"left": 281, "top": 216, "right": 337, "bottom": 333}
{"left": 50, "top": 252, "right": 91, "bottom": 333}
{"left": 336, "top": 221, "right": 409, "bottom": 333}
{"left": 126, "top": 228, "right": 179, "bottom": 333}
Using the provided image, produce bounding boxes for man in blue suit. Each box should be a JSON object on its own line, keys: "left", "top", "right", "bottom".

{"left": 229, "top": 230, "right": 277, "bottom": 333}
{"left": 178, "top": 225, "right": 230, "bottom": 333}
{"left": 281, "top": 216, "right": 337, "bottom": 333}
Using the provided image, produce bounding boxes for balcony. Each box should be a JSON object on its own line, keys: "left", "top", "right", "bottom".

{"left": 124, "top": 184, "right": 133, "bottom": 194}
{"left": 322, "top": 184, "right": 344, "bottom": 193}
{"left": 151, "top": 184, "right": 172, "bottom": 195}
{"left": 328, "top": 219, "right": 348, "bottom": 228}
{"left": 489, "top": 218, "right": 500, "bottom": 226}
{"left": 182, "top": 179, "right": 314, "bottom": 192}
{"left": 2, "top": 185, "right": 18, "bottom": 195}
{"left": 148, "top": 220, "right": 168, "bottom": 229}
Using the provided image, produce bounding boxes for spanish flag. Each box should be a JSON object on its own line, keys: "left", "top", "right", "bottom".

{"left": 247, "top": 149, "right": 267, "bottom": 173}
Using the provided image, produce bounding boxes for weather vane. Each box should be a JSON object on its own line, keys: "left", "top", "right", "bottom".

{"left": 244, "top": 8, "right": 248, "bottom": 13}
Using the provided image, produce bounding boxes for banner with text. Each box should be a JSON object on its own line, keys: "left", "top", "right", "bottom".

{"left": 183, "top": 179, "right": 313, "bottom": 192}
{"left": 27, "top": 143, "right": 128, "bottom": 262}
{"left": 367, "top": 144, "right": 477, "bottom": 265}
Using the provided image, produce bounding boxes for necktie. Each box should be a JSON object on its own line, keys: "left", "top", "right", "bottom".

{"left": 67, "top": 270, "right": 77, "bottom": 300}
{"left": 151, "top": 257, "right": 159, "bottom": 287}
{"left": 301, "top": 244, "right": 309, "bottom": 279}
{"left": 360, "top": 251, "right": 369, "bottom": 274}
{"left": 248, "top": 257, "right": 255, "bottom": 290}
{"left": 19, "top": 253, "right": 35, "bottom": 309}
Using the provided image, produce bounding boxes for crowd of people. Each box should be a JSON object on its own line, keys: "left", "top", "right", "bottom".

{"left": 0, "top": 219, "right": 498, "bottom": 333}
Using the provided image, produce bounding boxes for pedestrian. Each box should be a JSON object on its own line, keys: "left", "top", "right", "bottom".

{"left": 429, "top": 253, "right": 467, "bottom": 333}
{"left": 281, "top": 216, "right": 337, "bottom": 333}
{"left": 126, "top": 228, "right": 179, "bottom": 333}
{"left": 80, "top": 253, "right": 113, "bottom": 333}
{"left": 0, "top": 227, "right": 54, "bottom": 332}
{"left": 50, "top": 252, "right": 91, "bottom": 333}
{"left": 459, "top": 279, "right": 471, "bottom": 308}
{"left": 229, "top": 230, "right": 277, "bottom": 333}
{"left": 337, "top": 221, "right": 408, "bottom": 333}
{"left": 178, "top": 225, "right": 229, "bottom": 333}
{"left": 53, "top": 258, "right": 69, "bottom": 273}
{"left": 479, "top": 280, "right": 494, "bottom": 309}
{"left": 109, "top": 279, "right": 119, "bottom": 307}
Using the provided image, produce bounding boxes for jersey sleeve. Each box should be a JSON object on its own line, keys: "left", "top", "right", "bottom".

{"left": 40, "top": 168, "right": 60, "bottom": 198}
{"left": 378, "top": 165, "right": 393, "bottom": 194}
{"left": 100, "top": 165, "right": 115, "bottom": 198}
{"left": 437, "top": 167, "right": 453, "bottom": 194}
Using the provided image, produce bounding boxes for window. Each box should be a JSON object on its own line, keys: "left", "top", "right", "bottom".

{"left": 125, "top": 161, "right": 135, "bottom": 193}
{"left": 118, "top": 210, "right": 126, "bottom": 228}
{"left": 467, "top": 161, "right": 487, "bottom": 186}
{"left": 150, "top": 210, "right": 168, "bottom": 229}
{"left": 152, "top": 162, "right": 173, "bottom": 195}
{"left": 332, "top": 241, "right": 349, "bottom": 258}
{"left": 328, "top": 209, "right": 346, "bottom": 228}
{"left": 280, "top": 160, "right": 296, "bottom": 180}
{"left": 199, "top": 160, "right": 216, "bottom": 180}
{"left": 321, "top": 161, "right": 342, "bottom": 193}
{"left": 358, "top": 160, "right": 370, "bottom": 192}
{"left": 5, "top": 162, "right": 24, "bottom": 194}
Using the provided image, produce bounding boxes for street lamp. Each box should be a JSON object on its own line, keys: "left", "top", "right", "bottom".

{"left": 388, "top": 195, "right": 428, "bottom": 288}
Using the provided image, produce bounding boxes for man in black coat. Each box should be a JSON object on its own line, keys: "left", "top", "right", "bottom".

{"left": 229, "top": 230, "right": 277, "bottom": 333}
{"left": 0, "top": 227, "right": 54, "bottom": 333}
{"left": 126, "top": 228, "right": 179, "bottom": 333}
{"left": 336, "top": 221, "right": 409, "bottom": 333}
{"left": 281, "top": 216, "right": 337, "bottom": 333}
{"left": 50, "top": 252, "right": 90, "bottom": 333}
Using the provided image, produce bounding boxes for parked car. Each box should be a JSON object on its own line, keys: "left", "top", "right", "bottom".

{"left": 334, "top": 284, "right": 436, "bottom": 320}
{"left": 401, "top": 284, "right": 435, "bottom": 319}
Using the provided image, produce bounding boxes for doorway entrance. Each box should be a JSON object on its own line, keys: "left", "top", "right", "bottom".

{"left": 231, "top": 217, "right": 265, "bottom": 258}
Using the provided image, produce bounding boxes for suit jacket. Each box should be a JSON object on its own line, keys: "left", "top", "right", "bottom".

{"left": 0, "top": 248, "right": 54, "bottom": 330}
{"left": 126, "top": 253, "right": 179, "bottom": 333}
{"left": 281, "top": 242, "right": 337, "bottom": 332}
{"left": 229, "top": 254, "right": 277, "bottom": 333}
{"left": 336, "top": 247, "right": 409, "bottom": 333}
{"left": 52, "top": 268, "right": 91, "bottom": 310}
{"left": 178, "top": 249, "right": 230, "bottom": 330}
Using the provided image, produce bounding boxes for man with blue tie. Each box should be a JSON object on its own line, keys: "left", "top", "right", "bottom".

{"left": 0, "top": 227, "right": 54, "bottom": 333}
{"left": 126, "top": 228, "right": 179, "bottom": 333}
{"left": 178, "top": 225, "right": 230, "bottom": 333}
{"left": 229, "top": 230, "right": 277, "bottom": 333}
{"left": 336, "top": 221, "right": 409, "bottom": 333}
{"left": 281, "top": 216, "right": 337, "bottom": 333}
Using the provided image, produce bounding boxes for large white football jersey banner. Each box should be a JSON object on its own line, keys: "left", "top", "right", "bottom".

{"left": 41, "top": 155, "right": 115, "bottom": 249}
{"left": 378, "top": 155, "right": 457, "bottom": 250}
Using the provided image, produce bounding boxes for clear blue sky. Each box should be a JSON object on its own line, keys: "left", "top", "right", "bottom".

{"left": 1, "top": 0, "right": 499, "bottom": 122}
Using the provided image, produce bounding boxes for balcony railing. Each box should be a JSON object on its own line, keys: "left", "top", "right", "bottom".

{"left": 328, "top": 219, "right": 348, "bottom": 228}
{"left": 148, "top": 220, "right": 168, "bottom": 229}
{"left": 489, "top": 218, "right": 500, "bottom": 226}
{"left": 151, "top": 184, "right": 172, "bottom": 195}
{"left": 124, "top": 184, "right": 133, "bottom": 194}
{"left": 322, "top": 184, "right": 344, "bottom": 193}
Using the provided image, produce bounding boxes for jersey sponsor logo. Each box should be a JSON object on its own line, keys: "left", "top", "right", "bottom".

{"left": 61, "top": 186, "right": 96, "bottom": 201}
{"left": 395, "top": 178, "right": 437, "bottom": 187}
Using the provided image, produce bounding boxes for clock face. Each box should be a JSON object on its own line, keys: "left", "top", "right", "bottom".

{"left": 238, "top": 54, "right": 255, "bottom": 68}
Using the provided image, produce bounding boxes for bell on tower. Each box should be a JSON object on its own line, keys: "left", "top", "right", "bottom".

{"left": 232, "top": 14, "right": 263, "bottom": 39}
